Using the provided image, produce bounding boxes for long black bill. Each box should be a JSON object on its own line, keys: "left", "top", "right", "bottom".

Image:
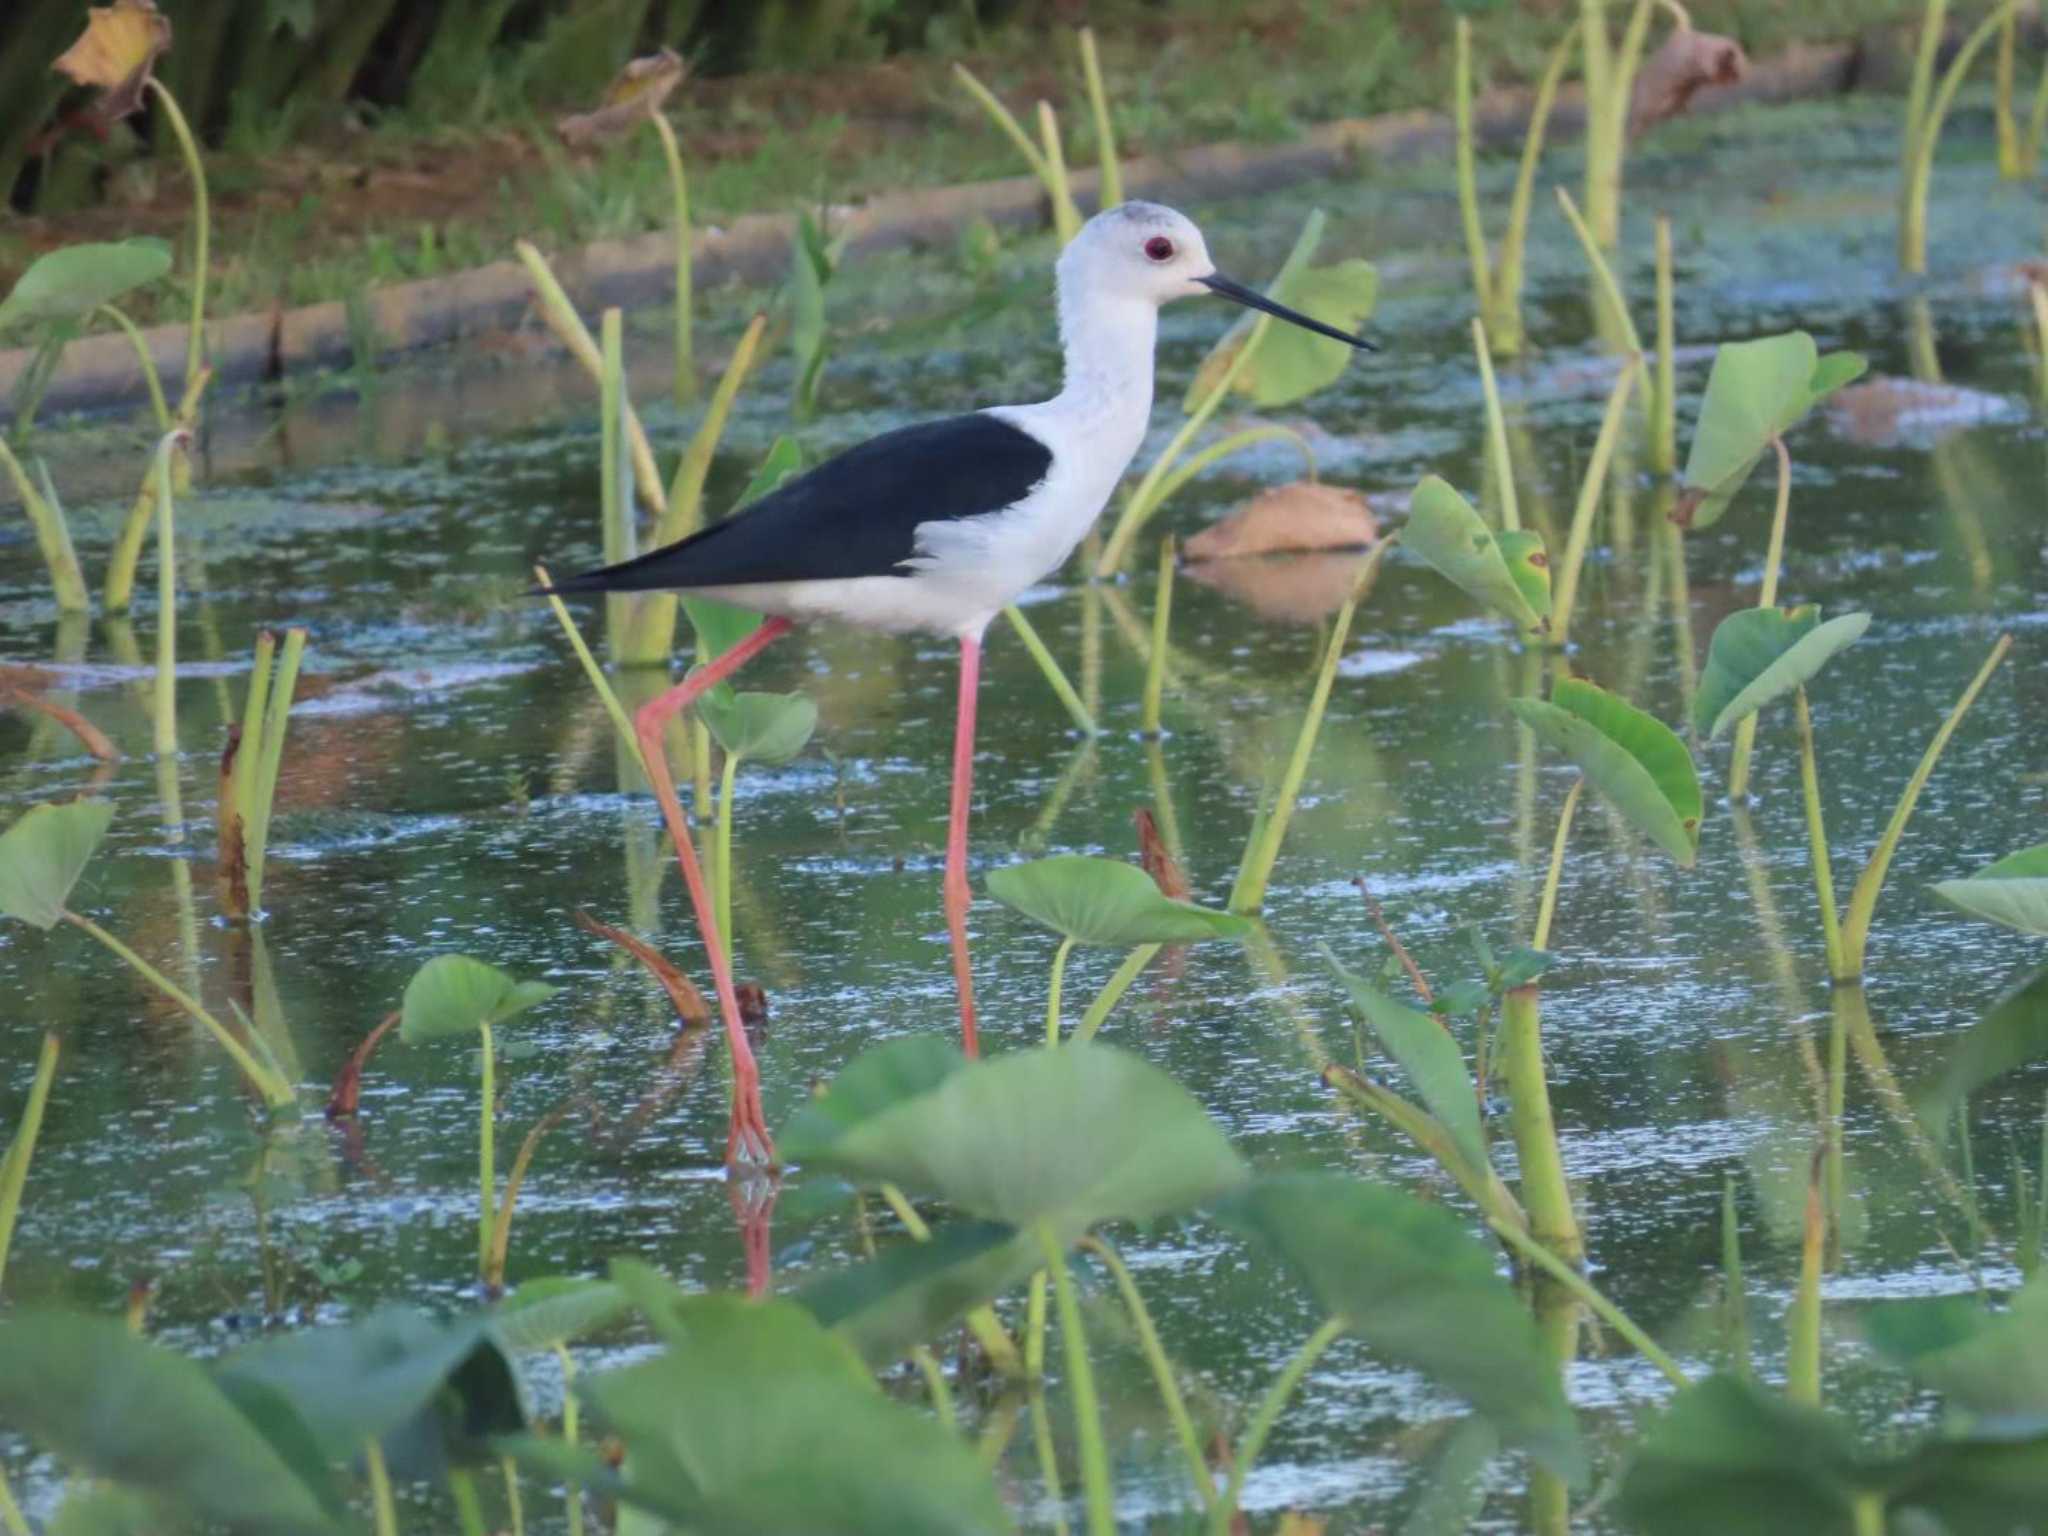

{"left": 1197, "top": 272, "right": 1378, "bottom": 351}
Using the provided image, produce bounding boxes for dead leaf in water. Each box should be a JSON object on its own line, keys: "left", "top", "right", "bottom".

{"left": 1135, "top": 807, "right": 1191, "bottom": 901}
{"left": 1183, "top": 482, "right": 1377, "bottom": 561}
{"left": 574, "top": 909, "right": 711, "bottom": 1028}
{"left": 556, "top": 48, "right": 687, "bottom": 149}
{"left": 52, "top": 0, "right": 172, "bottom": 125}
{"left": 326, "top": 1010, "right": 399, "bottom": 1119}
{"left": 1629, "top": 26, "right": 1747, "bottom": 135}
{"left": 1825, "top": 374, "right": 2022, "bottom": 449}
{"left": 1183, "top": 550, "right": 1376, "bottom": 627}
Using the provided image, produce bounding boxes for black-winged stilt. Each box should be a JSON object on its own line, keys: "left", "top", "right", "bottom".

{"left": 544, "top": 201, "right": 1372, "bottom": 1167}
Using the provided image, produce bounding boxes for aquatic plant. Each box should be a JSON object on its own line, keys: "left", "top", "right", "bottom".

{"left": 953, "top": 26, "right": 1126, "bottom": 247}
{"left": 789, "top": 210, "right": 851, "bottom": 422}
{"left": 217, "top": 628, "right": 307, "bottom": 921}
{"left": 1899, "top": 0, "right": 2029, "bottom": 274}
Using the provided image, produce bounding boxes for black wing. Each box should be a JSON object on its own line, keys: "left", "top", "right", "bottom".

{"left": 542, "top": 413, "right": 1053, "bottom": 595}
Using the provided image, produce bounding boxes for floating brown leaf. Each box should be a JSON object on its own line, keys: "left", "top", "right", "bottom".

{"left": 1629, "top": 26, "right": 1747, "bottom": 135}
{"left": 1825, "top": 374, "right": 2021, "bottom": 449}
{"left": 556, "top": 48, "right": 687, "bottom": 149}
{"left": 52, "top": 0, "right": 171, "bottom": 125}
{"left": 1134, "top": 807, "right": 1191, "bottom": 901}
{"left": 574, "top": 908, "right": 711, "bottom": 1028}
{"left": 1183, "top": 482, "right": 1377, "bottom": 562}
{"left": 1182, "top": 550, "right": 1376, "bottom": 627}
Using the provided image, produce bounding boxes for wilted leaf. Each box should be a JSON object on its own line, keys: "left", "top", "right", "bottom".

{"left": 398, "top": 955, "right": 557, "bottom": 1043}
{"left": 1183, "top": 482, "right": 1377, "bottom": 561}
{"left": 0, "top": 240, "right": 172, "bottom": 332}
{"left": 1693, "top": 606, "right": 1871, "bottom": 739}
{"left": 1510, "top": 678, "right": 1701, "bottom": 866}
{"left": 1932, "top": 844, "right": 2048, "bottom": 937}
{"left": 52, "top": 0, "right": 172, "bottom": 123}
{"left": 986, "top": 854, "right": 1251, "bottom": 945}
{"left": 1404, "top": 476, "right": 1548, "bottom": 630}
{"left": 697, "top": 690, "right": 818, "bottom": 765}
{"left": 0, "top": 798, "right": 112, "bottom": 929}
{"left": 555, "top": 48, "right": 686, "bottom": 149}
{"left": 1675, "top": 333, "right": 1867, "bottom": 529}
{"left": 1322, "top": 946, "right": 1487, "bottom": 1180}
{"left": 1629, "top": 26, "right": 1747, "bottom": 134}
{"left": 1135, "top": 806, "right": 1191, "bottom": 901}
{"left": 572, "top": 910, "right": 708, "bottom": 1027}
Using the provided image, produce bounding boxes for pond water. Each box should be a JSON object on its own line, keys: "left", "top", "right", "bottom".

{"left": 3, "top": 93, "right": 2045, "bottom": 1530}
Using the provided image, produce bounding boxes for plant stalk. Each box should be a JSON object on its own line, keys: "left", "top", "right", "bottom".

{"left": 1035, "top": 102, "right": 1082, "bottom": 246}
{"left": 1473, "top": 318, "right": 1520, "bottom": 532}
{"left": 1074, "top": 944, "right": 1160, "bottom": 1043}
{"left": 1081, "top": 1236, "right": 1215, "bottom": 1510}
{"left": 1045, "top": 936, "right": 1075, "bottom": 1045}
{"left": 647, "top": 112, "right": 695, "bottom": 406}
{"left": 1721, "top": 1171, "right": 1750, "bottom": 1377}
{"left": 1727, "top": 436, "right": 1792, "bottom": 800}
{"left": 716, "top": 751, "right": 741, "bottom": 962}
{"left": 1547, "top": 364, "right": 1637, "bottom": 650}
{"left": 1652, "top": 215, "right": 1676, "bottom": 475}
{"left": 1024, "top": 1270, "right": 1071, "bottom": 1536}
{"left": 1793, "top": 688, "right": 1845, "bottom": 976}
{"left": 1502, "top": 985, "right": 1583, "bottom": 1265}
{"left": 1003, "top": 604, "right": 1098, "bottom": 736}
{"left": 99, "top": 302, "right": 171, "bottom": 431}
{"left": 1141, "top": 537, "right": 1175, "bottom": 734}
{"left": 1787, "top": 1149, "right": 1825, "bottom": 1406}
{"left": 366, "top": 1439, "right": 400, "bottom": 1536}
{"left": 1077, "top": 28, "right": 1121, "bottom": 208}
{"left": 1534, "top": 776, "right": 1583, "bottom": 953}
{"left": 153, "top": 437, "right": 180, "bottom": 763}
{"left": 146, "top": 80, "right": 209, "bottom": 394}
{"left": 478, "top": 1021, "right": 497, "bottom": 1274}
{"left": 0, "top": 1031, "right": 61, "bottom": 1295}
{"left": 1210, "top": 1316, "right": 1346, "bottom": 1536}
{"left": 1901, "top": 1, "right": 2021, "bottom": 274}
{"left": 1487, "top": 1215, "right": 1687, "bottom": 1388}
{"left": 0, "top": 1466, "right": 28, "bottom": 1536}
{"left": 1037, "top": 1224, "right": 1113, "bottom": 1536}
{"left": 0, "top": 437, "right": 89, "bottom": 612}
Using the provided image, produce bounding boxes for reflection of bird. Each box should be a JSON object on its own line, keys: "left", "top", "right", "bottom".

{"left": 542, "top": 201, "right": 1374, "bottom": 1168}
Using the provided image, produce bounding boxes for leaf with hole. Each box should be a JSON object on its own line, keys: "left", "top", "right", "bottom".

{"left": 1933, "top": 844, "right": 2048, "bottom": 938}
{"left": 0, "top": 798, "right": 112, "bottom": 930}
{"left": 1510, "top": 678, "right": 1702, "bottom": 866}
{"left": 1404, "top": 476, "right": 1547, "bottom": 630}
{"left": 788, "top": 1041, "right": 1246, "bottom": 1239}
{"left": 0, "top": 240, "right": 172, "bottom": 332}
{"left": 398, "top": 955, "right": 557, "bottom": 1044}
{"left": 1694, "top": 607, "right": 1870, "bottom": 739}
{"left": 1213, "top": 1172, "right": 1583, "bottom": 1479}
{"left": 1322, "top": 946, "right": 1487, "bottom": 1179}
{"left": 985, "top": 854, "right": 1251, "bottom": 946}
{"left": 1677, "top": 332, "right": 1867, "bottom": 530}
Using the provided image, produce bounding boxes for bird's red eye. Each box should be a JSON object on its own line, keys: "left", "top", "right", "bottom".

{"left": 1144, "top": 236, "right": 1175, "bottom": 262}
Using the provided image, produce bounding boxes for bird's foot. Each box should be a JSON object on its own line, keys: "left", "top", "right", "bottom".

{"left": 725, "top": 1063, "right": 778, "bottom": 1172}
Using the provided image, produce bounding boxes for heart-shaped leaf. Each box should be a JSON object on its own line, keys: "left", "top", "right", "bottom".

{"left": 398, "top": 956, "right": 557, "bottom": 1043}
{"left": 1498, "top": 528, "right": 1552, "bottom": 622}
{"left": 985, "top": 854, "right": 1251, "bottom": 946}
{"left": 0, "top": 799, "right": 112, "bottom": 929}
{"left": 1322, "top": 947, "right": 1487, "bottom": 1179}
{"left": 1510, "top": 678, "right": 1702, "bottom": 866}
{"left": 1677, "top": 333, "right": 1867, "bottom": 529}
{"left": 1183, "top": 213, "right": 1326, "bottom": 407}
{"left": 1215, "top": 260, "right": 1379, "bottom": 408}
{"left": 1914, "top": 961, "right": 2048, "bottom": 1142}
{"left": 0, "top": 1312, "right": 339, "bottom": 1535}
{"left": 1693, "top": 607, "right": 1871, "bottom": 738}
{"left": 1404, "top": 476, "right": 1548, "bottom": 630}
{"left": 697, "top": 689, "right": 818, "bottom": 765}
{"left": 494, "top": 1277, "right": 629, "bottom": 1352}
{"left": 796, "top": 1219, "right": 1038, "bottom": 1366}
{"left": 1932, "top": 844, "right": 2048, "bottom": 937}
{"left": 1213, "top": 1172, "right": 1583, "bottom": 1480}
{"left": 780, "top": 1035, "right": 964, "bottom": 1157}
{"left": 787, "top": 1041, "right": 1246, "bottom": 1239}
{"left": 0, "top": 239, "right": 171, "bottom": 331}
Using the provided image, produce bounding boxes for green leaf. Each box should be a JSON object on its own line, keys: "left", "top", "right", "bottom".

{"left": 788, "top": 1041, "right": 1247, "bottom": 1239}
{"left": 1677, "top": 333, "right": 1867, "bottom": 530}
{"left": 795, "top": 1219, "right": 1039, "bottom": 1366}
{"left": 736, "top": 436, "right": 804, "bottom": 507}
{"left": 1497, "top": 948, "right": 1555, "bottom": 989}
{"left": 1914, "top": 961, "right": 2048, "bottom": 1142}
{"left": 1404, "top": 476, "right": 1547, "bottom": 630}
{"left": 1510, "top": 678, "right": 1702, "bottom": 866}
{"left": 985, "top": 854, "right": 1252, "bottom": 946}
{"left": 1213, "top": 1172, "right": 1583, "bottom": 1479}
{"left": 1864, "top": 1275, "right": 2048, "bottom": 1427}
{"left": 1694, "top": 607, "right": 1871, "bottom": 738}
{"left": 779, "top": 1036, "right": 965, "bottom": 1158}
{"left": 0, "top": 240, "right": 173, "bottom": 331}
{"left": 1933, "top": 844, "right": 2048, "bottom": 937}
{"left": 0, "top": 1312, "right": 338, "bottom": 1534}
{"left": 1182, "top": 214, "right": 1324, "bottom": 407}
{"left": 0, "top": 798, "right": 112, "bottom": 929}
{"left": 495, "top": 1277, "right": 629, "bottom": 1352}
{"left": 1223, "top": 260, "right": 1379, "bottom": 408}
{"left": 1891, "top": 1432, "right": 2048, "bottom": 1533}
{"left": 1322, "top": 946, "right": 1488, "bottom": 1179}
{"left": 1614, "top": 1374, "right": 1868, "bottom": 1536}
{"left": 1498, "top": 528, "right": 1552, "bottom": 623}
{"left": 697, "top": 689, "right": 818, "bottom": 765}
{"left": 46, "top": 1485, "right": 159, "bottom": 1536}
{"left": 398, "top": 955, "right": 557, "bottom": 1043}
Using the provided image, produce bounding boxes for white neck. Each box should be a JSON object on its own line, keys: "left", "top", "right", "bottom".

{"left": 1047, "top": 275, "right": 1158, "bottom": 437}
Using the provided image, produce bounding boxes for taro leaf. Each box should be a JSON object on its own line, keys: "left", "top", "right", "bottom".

{"left": 1890, "top": 1431, "right": 2048, "bottom": 1534}
{"left": 1613, "top": 1373, "right": 1867, "bottom": 1536}
{"left": 561, "top": 1295, "right": 1014, "bottom": 1536}
{"left": 1498, "top": 528, "right": 1552, "bottom": 623}
{"left": 0, "top": 798, "right": 112, "bottom": 929}
{"left": 796, "top": 1219, "right": 1039, "bottom": 1366}
{"left": 1220, "top": 260, "right": 1379, "bottom": 408}
{"left": 1212, "top": 1172, "right": 1582, "bottom": 1479}
{"left": 213, "top": 1308, "right": 527, "bottom": 1482}
{"left": 1322, "top": 946, "right": 1487, "bottom": 1179}
{"left": 787, "top": 1041, "right": 1246, "bottom": 1239}
{"left": 1677, "top": 333, "right": 1867, "bottom": 530}
{"left": 1509, "top": 678, "right": 1702, "bottom": 867}
{"left": 0, "top": 240, "right": 172, "bottom": 332}
{"left": 1693, "top": 607, "right": 1870, "bottom": 739}
{"left": 0, "top": 1312, "right": 338, "bottom": 1535}
{"left": 779, "top": 1035, "right": 964, "bottom": 1158}
{"left": 697, "top": 689, "right": 818, "bottom": 765}
{"left": 495, "top": 1277, "right": 629, "bottom": 1352}
{"left": 1914, "top": 961, "right": 2048, "bottom": 1142}
{"left": 985, "top": 854, "right": 1252, "bottom": 946}
{"left": 1404, "top": 476, "right": 1547, "bottom": 630}
{"left": 1932, "top": 844, "right": 2048, "bottom": 937}
{"left": 398, "top": 955, "right": 557, "bottom": 1043}
{"left": 1864, "top": 1275, "right": 2048, "bottom": 1427}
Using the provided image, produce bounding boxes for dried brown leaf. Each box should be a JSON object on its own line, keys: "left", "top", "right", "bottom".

{"left": 1182, "top": 550, "right": 1376, "bottom": 627}
{"left": 574, "top": 908, "right": 711, "bottom": 1028}
{"left": 52, "top": 0, "right": 171, "bottom": 124}
{"left": 1134, "top": 807, "right": 1191, "bottom": 901}
{"left": 1182, "top": 482, "right": 1377, "bottom": 561}
{"left": 1629, "top": 26, "right": 1747, "bottom": 135}
{"left": 556, "top": 48, "right": 687, "bottom": 149}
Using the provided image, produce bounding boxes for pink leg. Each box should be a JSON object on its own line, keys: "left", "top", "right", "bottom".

{"left": 946, "top": 633, "right": 982, "bottom": 1058}
{"left": 634, "top": 616, "right": 793, "bottom": 1168}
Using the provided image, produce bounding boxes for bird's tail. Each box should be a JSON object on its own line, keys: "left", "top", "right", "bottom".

{"left": 529, "top": 531, "right": 713, "bottom": 598}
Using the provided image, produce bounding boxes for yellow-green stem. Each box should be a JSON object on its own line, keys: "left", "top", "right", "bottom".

{"left": 449, "top": 1469, "right": 486, "bottom": 1536}
{"left": 1454, "top": 19, "right": 1493, "bottom": 316}
{"left": 1727, "top": 436, "right": 1791, "bottom": 800}
{"left": 478, "top": 1021, "right": 497, "bottom": 1274}
{"left": 716, "top": 751, "right": 741, "bottom": 962}
{"left": 153, "top": 437, "right": 180, "bottom": 762}
{"left": 1075, "top": 944, "right": 1159, "bottom": 1042}
{"left": 953, "top": 64, "right": 1056, "bottom": 184}
{"left": 1036, "top": 102, "right": 1082, "bottom": 246}
{"left": 1143, "top": 426, "right": 1313, "bottom": 519}
{"left": 1024, "top": 1270, "right": 1071, "bottom": 1536}
{"left": 366, "top": 1440, "right": 400, "bottom": 1536}
{"left": 599, "top": 308, "right": 631, "bottom": 653}
{"left": 1141, "top": 537, "right": 1175, "bottom": 734}
{"left": 1721, "top": 1172, "right": 1750, "bottom": 1377}
{"left": 1794, "top": 689, "right": 1845, "bottom": 976}
{"left": 553, "top": 1343, "right": 584, "bottom": 1536}
{"left": 1534, "top": 776, "right": 1583, "bottom": 954}
{"left": 1903, "top": 0, "right": 1949, "bottom": 179}
{"left": 1003, "top": 604, "right": 1097, "bottom": 736}
{"left": 1473, "top": 319, "right": 1520, "bottom": 532}
{"left": 502, "top": 1456, "right": 524, "bottom": 1536}
{"left": 0, "top": 1466, "right": 29, "bottom": 1536}
{"left": 534, "top": 566, "right": 643, "bottom": 767}
{"left": 1081, "top": 1236, "right": 1215, "bottom": 1510}
{"left": 1037, "top": 1224, "right": 1112, "bottom": 1536}
{"left": 1077, "top": 28, "right": 1121, "bottom": 208}
{"left": 0, "top": 1031, "right": 60, "bottom": 1294}
{"left": 1209, "top": 1317, "right": 1345, "bottom": 1536}
{"left": 1488, "top": 21, "right": 1581, "bottom": 355}
{"left": 245, "top": 629, "right": 305, "bottom": 912}
{"left": 1045, "top": 936, "right": 1075, "bottom": 1045}
{"left": 1501, "top": 985, "right": 1584, "bottom": 1265}
{"left": 100, "top": 302, "right": 170, "bottom": 430}
{"left": 1901, "top": 2, "right": 2021, "bottom": 274}
{"left": 1996, "top": 10, "right": 2022, "bottom": 177}
{"left": 147, "top": 81, "right": 208, "bottom": 393}
{"left": 1652, "top": 216, "right": 1677, "bottom": 475}
{"left": 648, "top": 112, "right": 695, "bottom": 407}
{"left": 1787, "top": 1152, "right": 1825, "bottom": 1406}
{"left": 1488, "top": 1215, "right": 1687, "bottom": 1387}
{"left": 0, "top": 437, "right": 89, "bottom": 612}
{"left": 1548, "top": 364, "right": 1637, "bottom": 649}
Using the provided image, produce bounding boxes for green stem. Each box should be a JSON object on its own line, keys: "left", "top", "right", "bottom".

{"left": 448, "top": 1468, "right": 487, "bottom": 1536}
{"left": 99, "top": 302, "right": 170, "bottom": 431}
{"left": 952, "top": 63, "right": 1056, "bottom": 184}
{"left": 1472, "top": 318, "right": 1519, "bottom": 532}
{"left": 0, "top": 436, "right": 88, "bottom": 612}
{"left": 366, "top": 1439, "right": 400, "bottom": 1536}
{"left": 1902, "top": 0, "right": 1949, "bottom": 179}
{"left": 534, "top": 566, "right": 643, "bottom": 767}
{"left": 1036, "top": 102, "right": 1083, "bottom": 246}
{"left": 153, "top": 436, "right": 180, "bottom": 767}
{"left": 478, "top": 1021, "right": 497, "bottom": 1275}
{"left": 1141, "top": 537, "right": 1175, "bottom": 734}
{"left": 1144, "top": 426, "right": 1313, "bottom": 518}
{"left": 1547, "top": 363, "right": 1637, "bottom": 650}
{"left": 648, "top": 112, "right": 695, "bottom": 407}
{"left": 1077, "top": 27, "right": 1122, "bottom": 208}
{"left": 0, "top": 1031, "right": 61, "bottom": 1295}
{"left": 1081, "top": 1237, "right": 1214, "bottom": 1511}
{"left": 1555, "top": 184, "right": 1645, "bottom": 359}
{"left": 1533, "top": 777, "right": 1583, "bottom": 953}
{"left": 146, "top": 81, "right": 208, "bottom": 393}
{"left": 716, "top": 751, "right": 741, "bottom": 962}
{"left": 599, "top": 308, "right": 630, "bottom": 654}
{"left": 1075, "top": 944, "right": 1159, "bottom": 1043}
{"left": 1045, "top": 936, "right": 1075, "bottom": 1045}
{"left": 1787, "top": 1152, "right": 1824, "bottom": 1407}
{"left": 245, "top": 629, "right": 305, "bottom": 915}
{"left": 1024, "top": 1270, "right": 1071, "bottom": 1536}
{"left": 912, "top": 1343, "right": 956, "bottom": 1428}
{"left": 1003, "top": 605, "right": 1097, "bottom": 736}
{"left": 1727, "top": 437, "right": 1791, "bottom": 800}
{"left": 1996, "top": 11, "right": 2021, "bottom": 176}
{"left": 1489, "top": 21, "right": 1580, "bottom": 355}
{"left": 1721, "top": 1172, "right": 1750, "bottom": 1377}
{"left": 1210, "top": 1316, "right": 1346, "bottom": 1536}
{"left": 1453, "top": 19, "right": 1493, "bottom": 317}
{"left": 1652, "top": 216, "right": 1676, "bottom": 476}
{"left": 553, "top": 1344, "right": 584, "bottom": 1536}
{"left": 1037, "top": 1224, "right": 1112, "bottom": 1536}
{"left": 1501, "top": 985, "right": 1583, "bottom": 1265}
{"left": 1487, "top": 1216, "right": 1687, "bottom": 1388}
{"left": 880, "top": 1184, "right": 1023, "bottom": 1376}
{"left": 63, "top": 910, "right": 294, "bottom": 1108}
{"left": 1901, "top": 2, "right": 2021, "bottom": 274}
{"left": 0, "top": 1464, "right": 29, "bottom": 1536}
{"left": 1838, "top": 634, "right": 2011, "bottom": 978}
{"left": 501, "top": 1456, "right": 524, "bottom": 1536}
{"left": 1794, "top": 689, "right": 1845, "bottom": 977}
